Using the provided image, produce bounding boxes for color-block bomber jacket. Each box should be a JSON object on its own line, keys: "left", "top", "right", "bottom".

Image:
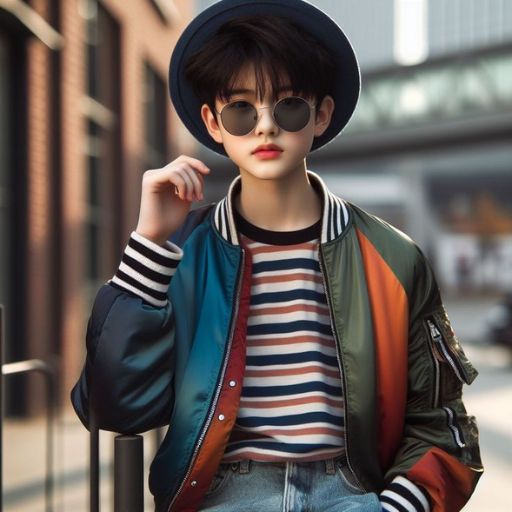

{"left": 71, "top": 170, "right": 483, "bottom": 512}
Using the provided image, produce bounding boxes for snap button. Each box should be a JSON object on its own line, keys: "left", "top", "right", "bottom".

{"left": 229, "top": 380, "right": 236, "bottom": 387}
{"left": 218, "top": 414, "right": 225, "bottom": 421}
{"left": 191, "top": 480, "right": 197, "bottom": 487}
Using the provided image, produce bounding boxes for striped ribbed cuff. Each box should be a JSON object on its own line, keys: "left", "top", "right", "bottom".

{"left": 109, "top": 231, "right": 183, "bottom": 308}
{"left": 380, "top": 476, "right": 431, "bottom": 512}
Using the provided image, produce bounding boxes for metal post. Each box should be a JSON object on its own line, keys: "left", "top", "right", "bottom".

{"left": 1, "top": 304, "right": 4, "bottom": 512}
{"left": 114, "top": 434, "right": 144, "bottom": 512}
{"left": 89, "top": 407, "right": 100, "bottom": 512}
{"left": 153, "top": 426, "right": 163, "bottom": 456}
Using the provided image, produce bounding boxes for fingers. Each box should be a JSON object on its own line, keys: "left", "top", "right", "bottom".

{"left": 176, "top": 168, "right": 193, "bottom": 201}
{"left": 145, "top": 156, "right": 210, "bottom": 202}
{"left": 173, "top": 162, "right": 206, "bottom": 201}
{"left": 177, "top": 155, "right": 211, "bottom": 176}
{"left": 186, "top": 168, "right": 204, "bottom": 199}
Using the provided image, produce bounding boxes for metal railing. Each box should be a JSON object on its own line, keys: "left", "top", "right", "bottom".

{"left": 0, "top": 304, "right": 58, "bottom": 512}
{"left": 0, "top": 304, "right": 150, "bottom": 512}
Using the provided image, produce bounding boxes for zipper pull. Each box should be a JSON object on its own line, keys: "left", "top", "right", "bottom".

{"left": 426, "top": 317, "right": 467, "bottom": 383}
{"left": 426, "top": 319, "right": 445, "bottom": 362}
{"left": 427, "top": 319, "right": 442, "bottom": 343}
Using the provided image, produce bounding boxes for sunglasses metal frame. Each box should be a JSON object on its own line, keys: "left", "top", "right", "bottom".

{"left": 214, "top": 95, "right": 317, "bottom": 136}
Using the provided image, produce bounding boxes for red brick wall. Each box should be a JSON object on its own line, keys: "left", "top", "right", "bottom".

{"left": 26, "top": 0, "right": 54, "bottom": 413}
{"left": 59, "top": 0, "right": 88, "bottom": 415}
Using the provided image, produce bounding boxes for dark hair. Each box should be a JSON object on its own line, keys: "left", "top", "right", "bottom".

{"left": 183, "top": 14, "right": 336, "bottom": 119}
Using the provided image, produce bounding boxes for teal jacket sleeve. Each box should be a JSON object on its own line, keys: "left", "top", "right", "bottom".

{"left": 70, "top": 231, "right": 183, "bottom": 434}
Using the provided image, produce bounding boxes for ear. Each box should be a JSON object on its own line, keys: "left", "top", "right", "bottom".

{"left": 313, "top": 95, "right": 335, "bottom": 138}
{"left": 201, "top": 103, "right": 224, "bottom": 144}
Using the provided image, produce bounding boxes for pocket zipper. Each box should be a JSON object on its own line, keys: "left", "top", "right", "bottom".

{"left": 426, "top": 318, "right": 468, "bottom": 384}
{"left": 442, "top": 406, "right": 466, "bottom": 448}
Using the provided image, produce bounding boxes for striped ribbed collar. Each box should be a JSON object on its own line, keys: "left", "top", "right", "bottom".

{"left": 213, "top": 170, "right": 351, "bottom": 246}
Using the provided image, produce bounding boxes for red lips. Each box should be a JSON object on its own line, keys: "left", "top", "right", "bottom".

{"left": 252, "top": 143, "right": 283, "bottom": 154}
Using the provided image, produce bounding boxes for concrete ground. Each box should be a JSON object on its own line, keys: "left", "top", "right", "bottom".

{"left": 457, "top": 341, "right": 512, "bottom": 512}
{"left": 2, "top": 412, "right": 160, "bottom": 511}
{"left": 2, "top": 296, "right": 511, "bottom": 511}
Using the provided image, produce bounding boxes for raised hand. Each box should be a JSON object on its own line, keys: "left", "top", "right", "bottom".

{"left": 135, "top": 155, "right": 211, "bottom": 246}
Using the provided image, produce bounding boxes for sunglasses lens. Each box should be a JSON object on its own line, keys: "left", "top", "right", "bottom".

{"left": 221, "top": 101, "right": 257, "bottom": 136}
{"left": 220, "top": 97, "right": 312, "bottom": 135}
{"left": 274, "top": 97, "right": 311, "bottom": 132}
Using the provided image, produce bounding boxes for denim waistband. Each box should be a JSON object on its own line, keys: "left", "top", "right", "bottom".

{"left": 224, "top": 452, "right": 348, "bottom": 476}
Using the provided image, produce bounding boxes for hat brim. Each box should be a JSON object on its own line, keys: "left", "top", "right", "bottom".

{"left": 169, "top": 0, "right": 361, "bottom": 157}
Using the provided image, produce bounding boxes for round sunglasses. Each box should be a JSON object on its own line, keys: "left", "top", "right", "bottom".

{"left": 214, "top": 96, "right": 317, "bottom": 136}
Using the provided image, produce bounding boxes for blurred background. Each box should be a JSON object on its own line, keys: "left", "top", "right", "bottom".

{"left": 1, "top": 0, "right": 511, "bottom": 510}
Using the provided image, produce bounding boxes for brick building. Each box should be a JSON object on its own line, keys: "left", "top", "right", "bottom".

{"left": 0, "top": 0, "right": 197, "bottom": 416}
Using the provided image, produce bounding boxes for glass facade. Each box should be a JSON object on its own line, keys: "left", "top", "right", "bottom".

{"left": 428, "top": 0, "right": 512, "bottom": 57}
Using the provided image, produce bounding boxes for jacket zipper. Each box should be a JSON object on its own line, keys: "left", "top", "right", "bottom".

{"left": 426, "top": 320, "right": 468, "bottom": 448}
{"left": 318, "top": 245, "right": 366, "bottom": 492}
{"left": 426, "top": 318, "right": 468, "bottom": 383}
{"left": 167, "top": 249, "right": 245, "bottom": 512}
{"left": 442, "top": 406, "right": 466, "bottom": 448}
{"left": 424, "top": 322, "right": 441, "bottom": 408}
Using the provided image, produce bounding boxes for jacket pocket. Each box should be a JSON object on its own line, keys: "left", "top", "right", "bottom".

{"left": 424, "top": 306, "right": 478, "bottom": 406}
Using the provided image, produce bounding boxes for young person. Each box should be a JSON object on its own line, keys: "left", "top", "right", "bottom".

{"left": 71, "top": 1, "right": 483, "bottom": 511}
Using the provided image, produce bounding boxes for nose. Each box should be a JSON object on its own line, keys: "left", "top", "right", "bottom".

{"left": 254, "top": 105, "right": 279, "bottom": 136}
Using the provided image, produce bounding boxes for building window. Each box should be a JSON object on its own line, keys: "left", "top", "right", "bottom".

{"left": 82, "top": 0, "right": 122, "bottom": 304}
{"left": 0, "top": 34, "right": 11, "bottom": 317}
{"left": 143, "top": 62, "right": 168, "bottom": 170}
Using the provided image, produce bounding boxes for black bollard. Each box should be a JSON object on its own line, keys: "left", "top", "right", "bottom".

{"left": 114, "top": 434, "right": 144, "bottom": 512}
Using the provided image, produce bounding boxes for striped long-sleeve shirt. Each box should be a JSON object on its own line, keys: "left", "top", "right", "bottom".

{"left": 221, "top": 207, "right": 346, "bottom": 463}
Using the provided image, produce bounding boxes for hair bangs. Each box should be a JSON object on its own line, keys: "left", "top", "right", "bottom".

{"left": 183, "top": 14, "right": 336, "bottom": 118}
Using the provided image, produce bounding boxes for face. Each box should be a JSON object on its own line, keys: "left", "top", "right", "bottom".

{"left": 201, "top": 66, "right": 335, "bottom": 183}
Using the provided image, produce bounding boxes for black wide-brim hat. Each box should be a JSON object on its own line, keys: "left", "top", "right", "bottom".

{"left": 169, "top": 0, "right": 361, "bottom": 157}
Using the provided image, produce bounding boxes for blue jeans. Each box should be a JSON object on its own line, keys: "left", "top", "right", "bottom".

{"left": 198, "top": 455, "right": 382, "bottom": 511}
